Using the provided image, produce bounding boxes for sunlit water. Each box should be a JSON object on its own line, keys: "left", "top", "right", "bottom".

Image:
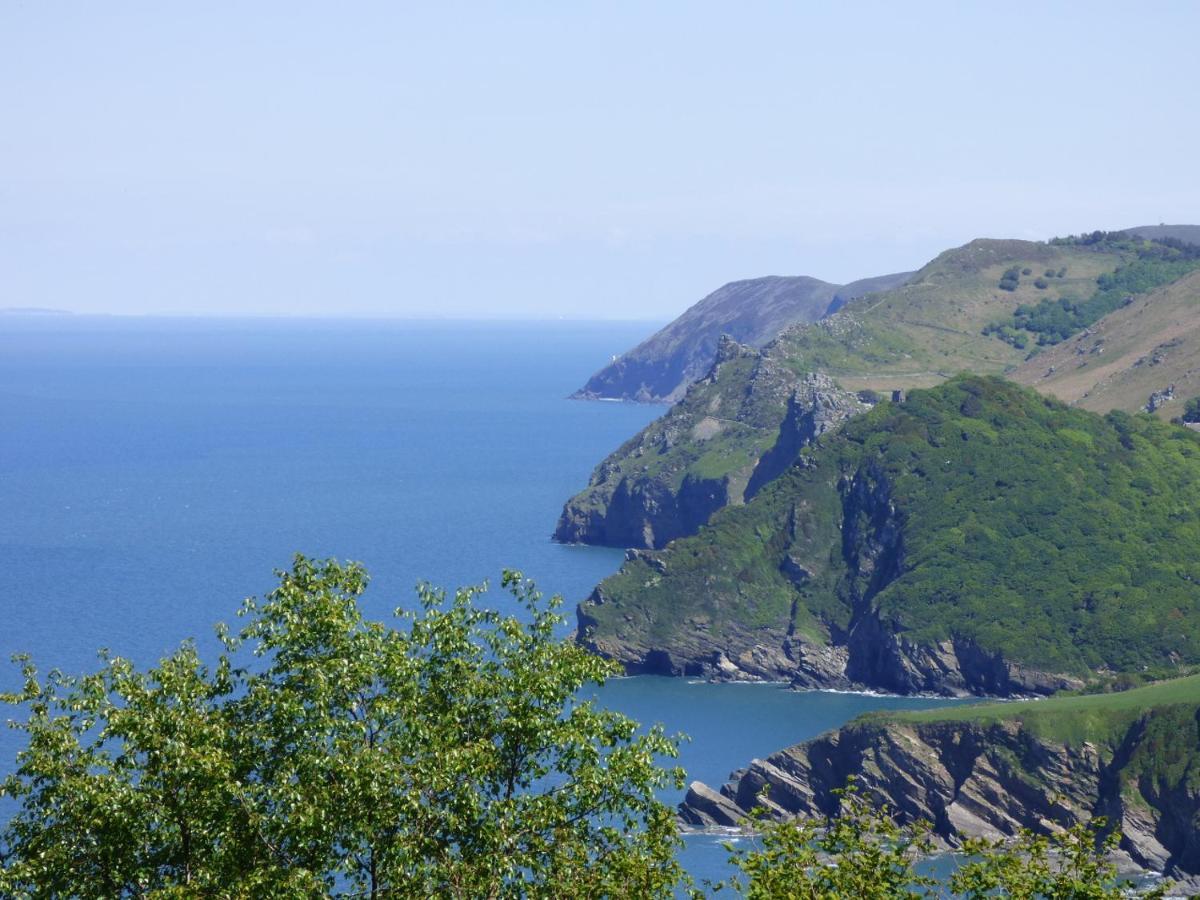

{"left": 0, "top": 316, "right": 964, "bottom": 889}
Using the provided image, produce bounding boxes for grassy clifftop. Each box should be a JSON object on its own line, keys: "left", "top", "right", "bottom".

{"left": 882, "top": 674, "right": 1200, "bottom": 747}
{"left": 581, "top": 377, "right": 1200, "bottom": 690}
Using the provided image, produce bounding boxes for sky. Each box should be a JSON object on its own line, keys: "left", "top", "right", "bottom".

{"left": 2, "top": 1, "right": 1198, "bottom": 320}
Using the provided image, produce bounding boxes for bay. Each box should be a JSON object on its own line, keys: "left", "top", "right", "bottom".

{"left": 0, "top": 315, "right": 961, "bottom": 888}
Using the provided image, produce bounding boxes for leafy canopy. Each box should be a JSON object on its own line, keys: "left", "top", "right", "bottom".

{"left": 0, "top": 556, "right": 688, "bottom": 898}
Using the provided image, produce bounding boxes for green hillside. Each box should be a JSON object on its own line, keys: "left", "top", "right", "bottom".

{"left": 557, "top": 238, "right": 1137, "bottom": 549}
{"left": 883, "top": 674, "right": 1200, "bottom": 746}
{"left": 580, "top": 377, "right": 1200, "bottom": 690}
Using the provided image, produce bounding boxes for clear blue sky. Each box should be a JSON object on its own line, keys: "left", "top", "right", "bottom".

{"left": 3, "top": 1, "right": 1198, "bottom": 319}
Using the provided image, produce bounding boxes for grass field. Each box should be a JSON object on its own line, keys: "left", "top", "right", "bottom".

{"left": 878, "top": 674, "right": 1200, "bottom": 745}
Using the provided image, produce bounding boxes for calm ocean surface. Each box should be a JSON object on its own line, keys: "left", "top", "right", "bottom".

{"left": 0, "top": 316, "right": 960, "bottom": 887}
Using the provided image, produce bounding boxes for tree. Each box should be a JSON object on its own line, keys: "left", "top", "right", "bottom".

{"left": 951, "top": 820, "right": 1166, "bottom": 900}
{"left": 0, "top": 556, "right": 689, "bottom": 898}
{"left": 721, "top": 782, "right": 937, "bottom": 899}
{"left": 1182, "top": 396, "right": 1200, "bottom": 423}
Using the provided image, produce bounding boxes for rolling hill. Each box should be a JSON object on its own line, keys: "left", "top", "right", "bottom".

{"left": 557, "top": 236, "right": 1137, "bottom": 548}
{"left": 571, "top": 271, "right": 912, "bottom": 404}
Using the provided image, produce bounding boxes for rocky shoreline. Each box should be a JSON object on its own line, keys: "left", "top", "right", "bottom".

{"left": 676, "top": 703, "right": 1200, "bottom": 891}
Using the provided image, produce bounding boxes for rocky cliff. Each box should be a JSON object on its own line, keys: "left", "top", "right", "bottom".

{"left": 578, "top": 377, "right": 1200, "bottom": 695}
{"left": 573, "top": 271, "right": 912, "bottom": 404}
{"left": 679, "top": 677, "right": 1200, "bottom": 887}
{"left": 555, "top": 337, "right": 867, "bottom": 548}
{"left": 559, "top": 237, "right": 1144, "bottom": 553}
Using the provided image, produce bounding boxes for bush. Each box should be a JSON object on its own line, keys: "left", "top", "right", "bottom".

{"left": 1183, "top": 396, "right": 1200, "bottom": 423}
{"left": 1021, "top": 267, "right": 1032, "bottom": 276}
{"left": 1034, "top": 278, "right": 1049, "bottom": 289}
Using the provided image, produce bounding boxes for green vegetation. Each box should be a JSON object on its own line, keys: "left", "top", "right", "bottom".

{"left": 999, "top": 266, "right": 1022, "bottom": 291}
{"left": 986, "top": 235, "right": 1200, "bottom": 347}
{"left": 0, "top": 558, "right": 687, "bottom": 898}
{"left": 560, "top": 238, "right": 1137, "bottom": 551}
{"left": 881, "top": 674, "right": 1200, "bottom": 746}
{"left": 724, "top": 786, "right": 1163, "bottom": 899}
{"left": 1182, "top": 397, "right": 1200, "bottom": 424}
{"left": 585, "top": 377, "right": 1200, "bottom": 680}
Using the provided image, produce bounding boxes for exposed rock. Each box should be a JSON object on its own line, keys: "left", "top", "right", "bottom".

{"left": 1146, "top": 384, "right": 1177, "bottom": 413}
{"left": 555, "top": 345, "right": 866, "bottom": 549}
{"left": 679, "top": 706, "right": 1200, "bottom": 885}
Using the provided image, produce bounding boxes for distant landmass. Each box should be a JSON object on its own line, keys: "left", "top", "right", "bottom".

{"left": 571, "top": 271, "right": 913, "bottom": 404}
{"left": 1125, "top": 223, "right": 1200, "bottom": 245}
{"left": 0, "top": 307, "right": 72, "bottom": 315}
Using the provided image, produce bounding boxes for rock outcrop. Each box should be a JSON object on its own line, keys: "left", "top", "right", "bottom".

{"left": 577, "top": 378, "right": 1200, "bottom": 696}
{"left": 679, "top": 697, "right": 1200, "bottom": 886}
{"left": 555, "top": 338, "right": 867, "bottom": 549}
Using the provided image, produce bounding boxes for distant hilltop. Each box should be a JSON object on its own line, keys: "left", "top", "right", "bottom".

{"left": 570, "top": 271, "right": 913, "bottom": 404}
{"left": 0, "top": 307, "right": 73, "bottom": 315}
{"left": 1124, "top": 223, "right": 1200, "bottom": 244}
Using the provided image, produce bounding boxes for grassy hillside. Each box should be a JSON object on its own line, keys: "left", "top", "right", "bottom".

{"left": 572, "top": 271, "right": 912, "bottom": 403}
{"left": 557, "top": 239, "right": 1135, "bottom": 548}
{"left": 1011, "top": 269, "right": 1200, "bottom": 419}
{"left": 883, "top": 674, "right": 1200, "bottom": 746}
{"left": 767, "top": 238, "right": 1130, "bottom": 395}
{"left": 581, "top": 377, "right": 1200, "bottom": 686}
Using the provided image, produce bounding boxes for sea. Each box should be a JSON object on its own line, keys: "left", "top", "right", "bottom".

{"left": 0, "top": 315, "right": 963, "bottom": 889}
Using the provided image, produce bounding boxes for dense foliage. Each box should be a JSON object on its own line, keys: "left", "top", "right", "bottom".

{"left": 0, "top": 558, "right": 687, "bottom": 898}
{"left": 985, "top": 236, "right": 1200, "bottom": 347}
{"left": 588, "top": 377, "right": 1200, "bottom": 679}
{"left": 1180, "top": 396, "right": 1200, "bottom": 424}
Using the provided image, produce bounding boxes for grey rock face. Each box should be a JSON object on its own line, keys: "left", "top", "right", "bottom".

{"left": 581, "top": 448, "right": 1079, "bottom": 696}
{"left": 556, "top": 341, "right": 867, "bottom": 549}
{"left": 679, "top": 713, "right": 1200, "bottom": 884}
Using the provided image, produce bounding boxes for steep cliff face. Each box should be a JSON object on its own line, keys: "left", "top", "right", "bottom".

{"left": 679, "top": 680, "right": 1200, "bottom": 885}
{"left": 578, "top": 377, "right": 1200, "bottom": 696}
{"left": 555, "top": 337, "right": 867, "bottom": 549}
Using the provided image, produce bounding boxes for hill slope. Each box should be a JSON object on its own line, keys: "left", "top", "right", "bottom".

{"left": 577, "top": 377, "right": 1200, "bottom": 694}
{"left": 1125, "top": 224, "right": 1200, "bottom": 245}
{"left": 571, "top": 271, "right": 912, "bottom": 404}
{"left": 680, "top": 675, "right": 1200, "bottom": 886}
{"left": 1011, "top": 269, "right": 1200, "bottom": 418}
{"left": 557, "top": 238, "right": 1133, "bottom": 548}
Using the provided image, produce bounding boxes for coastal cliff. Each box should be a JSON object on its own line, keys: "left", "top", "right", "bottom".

{"left": 679, "top": 677, "right": 1200, "bottom": 887}
{"left": 555, "top": 337, "right": 866, "bottom": 548}
{"left": 577, "top": 377, "right": 1200, "bottom": 696}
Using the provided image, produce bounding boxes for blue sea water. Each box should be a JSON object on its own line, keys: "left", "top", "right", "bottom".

{"left": 0, "top": 316, "right": 961, "bottom": 888}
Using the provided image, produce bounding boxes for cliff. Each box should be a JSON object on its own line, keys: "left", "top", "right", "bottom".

{"left": 557, "top": 237, "right": 1141, "bottom": 550}
{"left": 679, "top": 675, "right": 1200, "bottom": 886}
{"left": 572, "top": 271, "right": 912, "bottom": 404}
{"left": 578, "top": 377, "right": 1200, "bottom": 694}
{"left": 555, "top": 337, "right": 867, "bottom": 548}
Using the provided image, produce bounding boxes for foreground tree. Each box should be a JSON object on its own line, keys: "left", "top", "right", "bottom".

{"left": 0, "top": 556, "right": 688, "bottom": 898}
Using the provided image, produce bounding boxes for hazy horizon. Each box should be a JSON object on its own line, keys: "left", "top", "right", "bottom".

{"left": 4, "top": 2, "right": 1199, "bottom": 320}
